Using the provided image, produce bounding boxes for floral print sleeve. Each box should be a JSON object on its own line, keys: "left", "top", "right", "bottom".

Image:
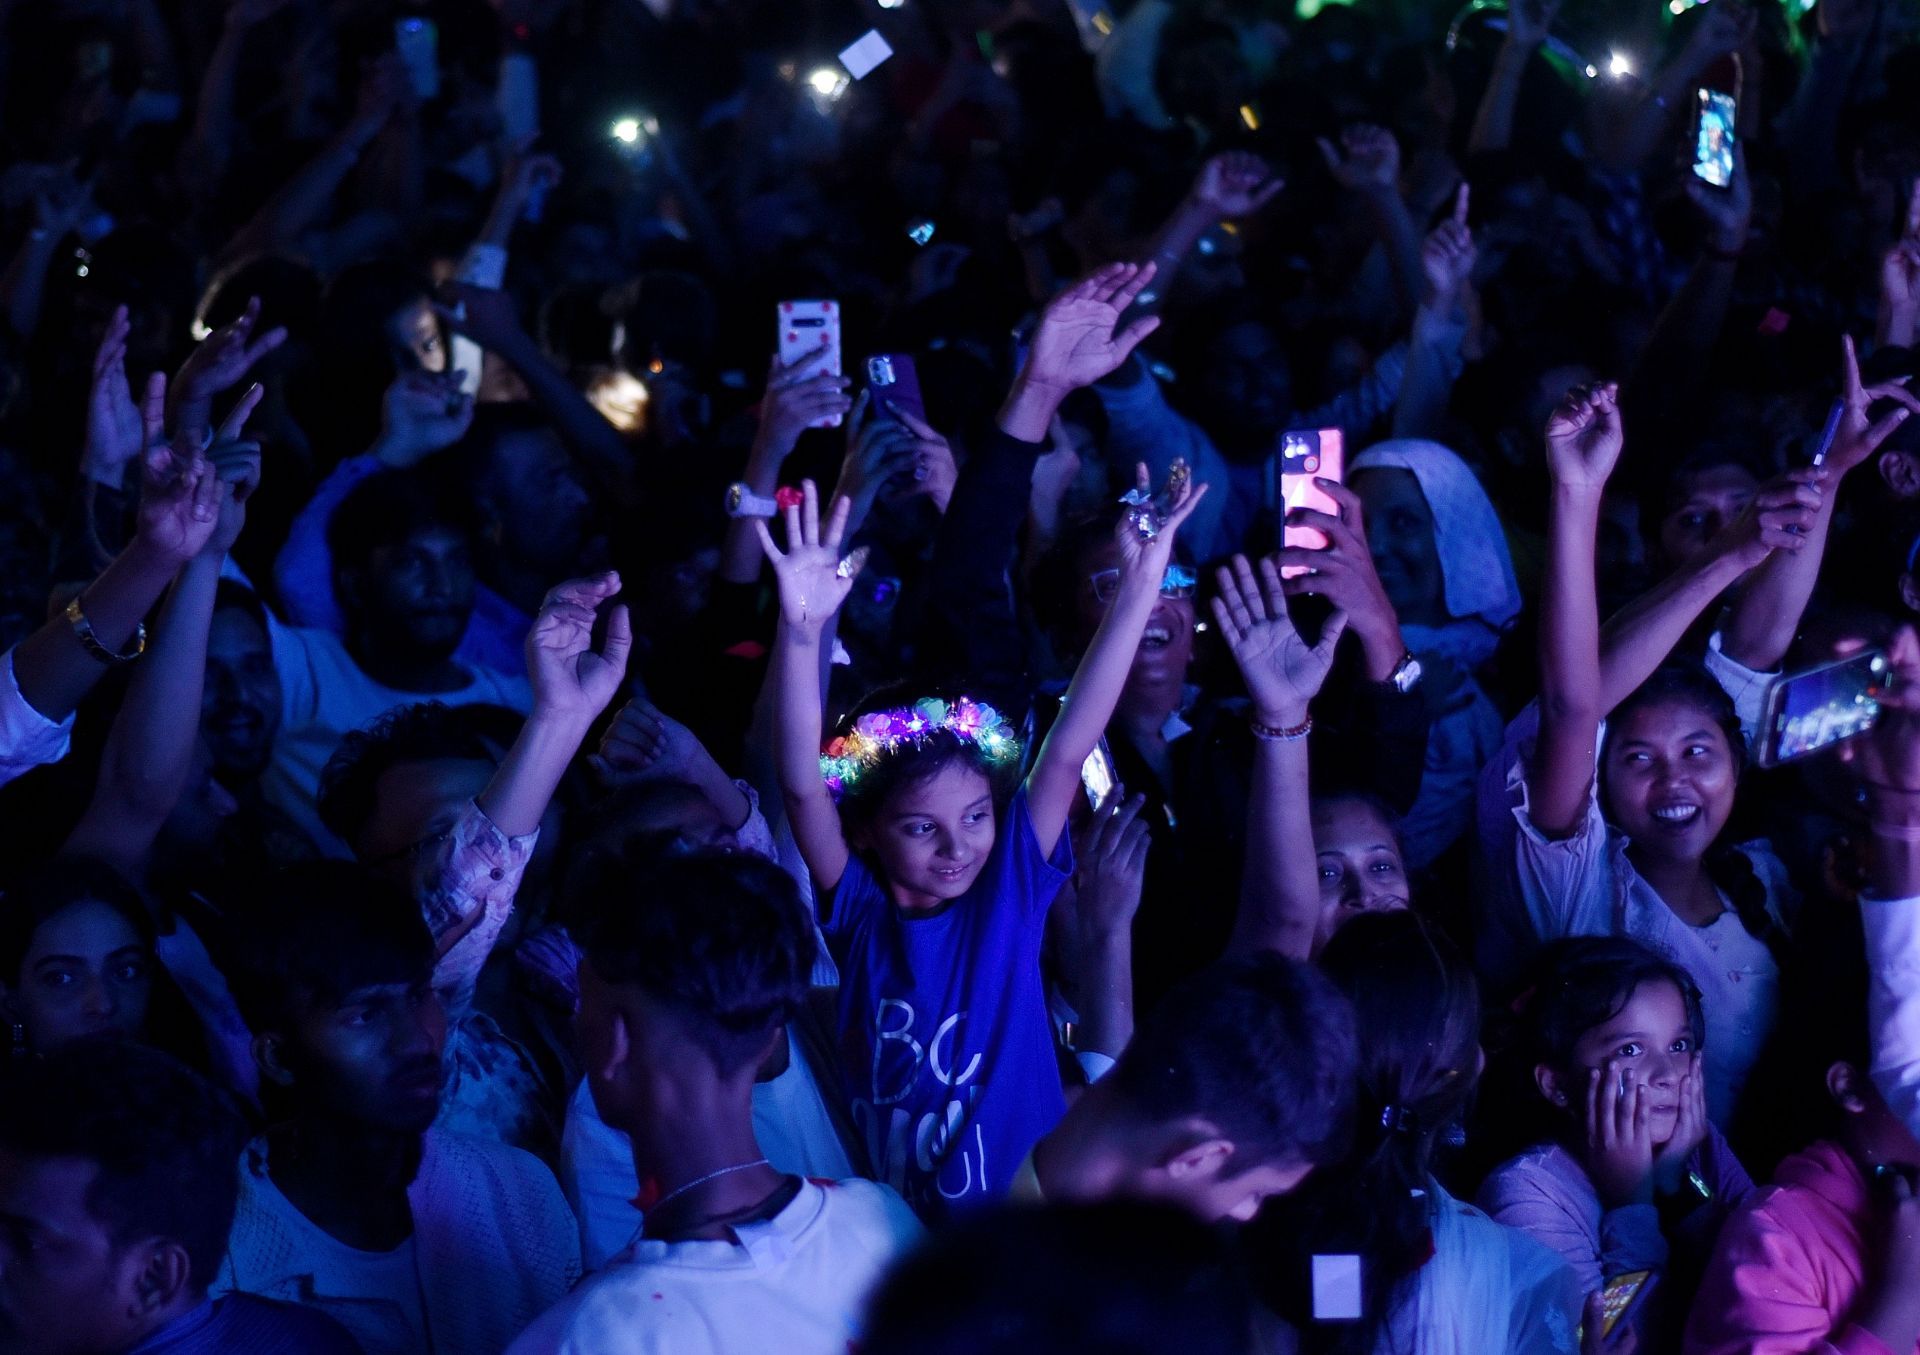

{"left": 422, "top": 799, "right": 539, "bottom": 1015}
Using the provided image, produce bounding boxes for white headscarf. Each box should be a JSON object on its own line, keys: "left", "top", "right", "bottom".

{"left": 1349, "top": 440, "right": 1522, "bottom": 635}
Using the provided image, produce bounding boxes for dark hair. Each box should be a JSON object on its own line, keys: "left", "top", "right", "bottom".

{"left": 863, "top": 1201, "right": 1255, "bottom": 1355}
{"left": 1514, "top": 935, "right": 1707, "bottom": 1076}
{"left": 317, "top": 701, "right": 508, "bottom": 845}
{"left": 831, "top": 682, "right": 1023, "bottom": 839}
{"left": 1602, "top": 663, "right": 1788, "bottom": 967}
{"left": 227, "top": 863, "right": 434, "bottom": 1034}
{"left": 568, "top": 850, "right": 815, "bottom": 1076}
{"left": 326, "top": 467, "right": 475, "bottom": 580}
{"left": 0, "top": 1041, "right": 245, "bottom": 1292}
{"left": 1111, "top": 954, "right": 1357, "bottom": 1173}
{"left": 1246, "top": 911, "right": 1482, "bottom": 1355}
{"left": 0, "top": 857, "right": 156, "bottom": 982}
{"left": 453, "top": 402, "right": 553, "bottom": 497}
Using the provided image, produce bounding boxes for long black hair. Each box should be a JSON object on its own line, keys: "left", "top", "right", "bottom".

{"left": 1602, "top": 662, "right": 1789, "bottom": 969}
{"left": 1244, "top": 911, "right": 1482, "bottom": 1354}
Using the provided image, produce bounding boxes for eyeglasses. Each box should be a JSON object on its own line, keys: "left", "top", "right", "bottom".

{"left": 1088, "top": 564, "right": 1197, "bottom": 606}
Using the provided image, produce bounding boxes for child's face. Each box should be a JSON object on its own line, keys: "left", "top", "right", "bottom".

{"left": 1601, "top": 699, "right": 1738, "bottom": 863}
{"left": 1309, "top": 798, "right": 1410, "bottom": 956}
{"left": 867, "top": 762, "right": 998, "bottom": 911}
{"left": 1559, "top": 979, "right": 1697, "bottom": 1148}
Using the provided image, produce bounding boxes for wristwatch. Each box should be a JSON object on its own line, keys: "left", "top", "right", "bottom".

{"left": 65, "top": 595, "right": 145, "bottom": 665}
{"left": 1387, "top": 651, "right": 1423, "bottom": 696}
{"left": 724, "top": 483, "right": 779, "bottom": 520}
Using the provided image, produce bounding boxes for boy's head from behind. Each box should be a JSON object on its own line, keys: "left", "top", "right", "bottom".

{"left": 229, "top": 862, "right": 446, "bottom": 1135}
{"left": 1092, "top": 954, "right": 1357, "bottom": 1222}
{"left": 568, "top": 849, "right": 815, "bottom": 1132}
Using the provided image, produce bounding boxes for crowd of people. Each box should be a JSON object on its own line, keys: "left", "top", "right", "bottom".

{"left": 10, "top": 0, "right": 1920, "bottom": 1351}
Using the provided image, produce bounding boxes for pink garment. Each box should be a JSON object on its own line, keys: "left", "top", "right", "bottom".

{"left": 1683, "top": 1140, "right": 1904, "bottom": 1355}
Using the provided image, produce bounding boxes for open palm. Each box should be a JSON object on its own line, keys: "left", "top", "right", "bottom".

{"left": 1212, "top": 555, "right": 1345, "bottom": 724}
{"left": 755, "top": 480, "right": 862, "bottom": 631}
{"left": 527, "top": 571, "right": 632, "bottom": 719}
{"left": 1026, "top": 263, "right": 1161, "bottom": 392}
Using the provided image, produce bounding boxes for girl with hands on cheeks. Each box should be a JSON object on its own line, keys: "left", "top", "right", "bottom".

{"left": 1480, "top": 937, "right": 1752, "bottom": 1351}
{"left": 757, "top": 459, "right": 1205, "bottom": 1218}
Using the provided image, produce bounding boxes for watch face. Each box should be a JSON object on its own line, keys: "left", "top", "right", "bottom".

{"left": 726, "top": 484, "right": 745, "bottom": 514}
{"left": 1394, "top": 657, "right": 1423, "bottom": 693}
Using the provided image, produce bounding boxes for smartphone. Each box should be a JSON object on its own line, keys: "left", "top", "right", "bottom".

{"left": 1756, "top": 648, "right": 1890, "bottom": 768}
{"left": 1273, "top": 428, "right": 1344, "bottom": 579}
{"left": 1081, "top": 739, "right": 1118, "bottom": 810}
{"left": 867, "top": 354, "right": 926, "bottom": 425}
{"left": 777, "top": 301, "right": 843, "bottom": 428}
{"left": 393, "top": 17, "right": 440, "bottom": 102}
{"left": 1693, "top": 88, "right": 1737, "bottom": 189}
{"left": 1598, "top": 1271, "right": 1652, "bottom": 1338}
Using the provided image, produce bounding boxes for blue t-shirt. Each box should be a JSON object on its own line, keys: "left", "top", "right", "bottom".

{"left": 825, "top": 789, "right": 1072, "bottom": 1219}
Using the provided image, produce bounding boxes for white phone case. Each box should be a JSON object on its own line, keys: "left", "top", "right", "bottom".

{"left": 776, "top": 300, "right": 843, "bottom": 428}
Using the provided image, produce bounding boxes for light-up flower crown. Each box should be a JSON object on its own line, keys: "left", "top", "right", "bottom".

{"left": 820, "top": 696, "right": 1021, "bottom": 801}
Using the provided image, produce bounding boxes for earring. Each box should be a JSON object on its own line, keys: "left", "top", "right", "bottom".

{"left": 10, "top": 1021, "right": 26, "bottom": 1059}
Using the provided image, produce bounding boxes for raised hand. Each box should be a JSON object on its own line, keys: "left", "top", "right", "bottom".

{"left": 1212, "top": 554, "right": 1347, "bottom": 727}
{"left": 1543, "top": 381, "right": 1624, "bottom": 491}
{"left": 133, "top": 375, "right": 225, "bottom": 567}
{"left": 887, "top": 407, "right": 959, "bottom": 512}
{"left": 1317, "top": 124, "right": 1401, "bottom": 193}
{"left": 588, "top": 698, "right": 701, "bottom": 786}
{"left": 1652, "top": 1053, "right": 1708, "bottom": 1194}
{"left": 203, "top": 381, "right": 266, "bottom": 557}
{"left": 373, "top": 368, "right": 474, "bottom": 469}
{"left": 1829, "top": 334, "right": 1920, "bottom": 474}
{"left": 1422, "top": 185, "right": 1477, "bottom": 307}
{"left": 1061, "top": 790, "right": 1151, "bottom": 946}
{"left": 173, "top": 295, "right": 287, "bottom": 449}
{"left": 1881, "top": 182, "right": 1920, "bottom": 321}
{"left": 754, "top": 480, "right": 862, "bottom": 633}
{"left": 1191, "top": 151, "right": 1284, "bottom": 219}
{"left": 1585, "top": 1059, "right": 1657, "bottom": 1208}
{"left": 82, "top": 304, "right": 141, "bottom": 488}
{"left": 833, "top": 391, "right": 920, "bottom": 512}
{"left": 526, "top": 571, "right": 631, "bottom": 721}
{"left": 756, "top": 346, "right": 852, "bottom": 457}
{"left": 1504, "top": 0, "right": 1561, "bottom": 51}
{"left": 1114, "top": 460, "right": 1208, "bottom": 581}
{"left": 1713, "top": 469, "right": 1825, "bottom": 571}
{"left": 1275, "top": 480, "right": 1406, "bottom": 683}
{"left": 1686, "top": 144, "right": 1752, "bottom": 257}
{"left": 1023, "top": 263, "right": 1161, "bottom": 393}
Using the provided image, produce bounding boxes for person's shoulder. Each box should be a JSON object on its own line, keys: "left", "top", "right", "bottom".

{"left": 1477, "top": 1145, "right": 1592, "bottom": 1213}
{"left": 810, "top": 1176, "right": 925, "bottom": 1243}
{"left": 424, "top": 1129, "right": 568, "bottom": 1206}
{"left": 211, "top": 1292, "right": 367, "bottom": 1353}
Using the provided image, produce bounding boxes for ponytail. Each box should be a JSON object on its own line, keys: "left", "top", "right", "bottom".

{"left": 1705, "top": 842, "right": 1789, "bottom": 969}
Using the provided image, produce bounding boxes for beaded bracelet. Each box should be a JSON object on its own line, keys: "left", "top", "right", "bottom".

{"left": 1250, "top": 713, "right": 1313, "bottom": 743}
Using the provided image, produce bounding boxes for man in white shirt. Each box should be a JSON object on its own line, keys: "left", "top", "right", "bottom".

{"left": 261, "top": 469, "right": 531, "bottom": 853}
{"left": 217, "top": 863, "right": 579, "bottom": 1355}
{"left": 509, "top": 852, "right": 922, "bottom": 1355}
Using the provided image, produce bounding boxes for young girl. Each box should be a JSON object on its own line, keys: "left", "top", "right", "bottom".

{"left": 1246, "top": 910, "right": 1583, "bottom": 1354}
{"left": 757, "top": 463, "right": 1202, "bottom": 1218}
{"left": 1478, "top": 936, "right": 1753, "bottom": 1350}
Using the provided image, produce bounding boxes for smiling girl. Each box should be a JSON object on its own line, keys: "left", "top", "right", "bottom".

{"left": 756, "top": 263, "right": 1198, "bottom": 1217}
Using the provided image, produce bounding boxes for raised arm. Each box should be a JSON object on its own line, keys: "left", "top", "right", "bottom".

{"left": 1468, "top": 0, "right": 1557, "bottom": 154}
{"left": 719, "top": 349, "right": 851, "bottom": 586}
{"left": 432, "top": 283, "right": 636, "bottom": 507}
{"left": 1722, "top": 337, "right": 1920, "bottom": 671}
{"left": 167, "top": 296, "right": 287, "bottom": 456}
{"left": 1530, "top": 383, "right": 1625, "bottom": 839}
{"left": 1216, "top": 555, "right": 1347, "bottom": 960}
{"left": 1137, "top": 152, "right": 1283, "bottom": 304}
{"left": 755, "top": 483, "right": 862, "bottom": 891}
{"left": 1393, "top": 186, "right": 1475, "bottom": 441}
{"left": 64, "top": 387, "right": 252, "bottom": 867}
{"left": 1027, "top": 464, "right": 1207, "bottom": 856}
{"left": 1318, "top": 125, "right": 1424, "bottom": 318}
